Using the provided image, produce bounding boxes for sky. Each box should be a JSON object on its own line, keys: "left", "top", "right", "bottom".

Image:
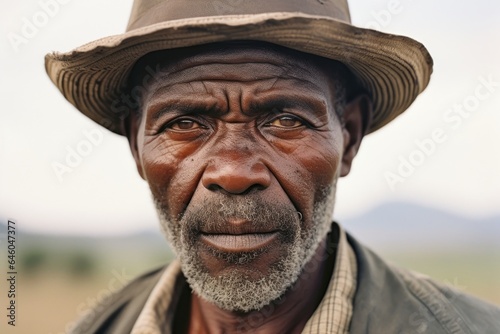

{"left": 1, "top": 0, "right": 499, "bottom": 235}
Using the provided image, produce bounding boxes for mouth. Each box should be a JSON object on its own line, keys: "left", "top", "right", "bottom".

{"left": 199, "top": 232, "right": 279, "bottom": 253}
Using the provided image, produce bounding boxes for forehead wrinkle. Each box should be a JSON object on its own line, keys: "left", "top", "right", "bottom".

{"left": 145, "top": 78, "right": 328, "bottom": 122}
{"left": 145, "top": 51, "right": 326, "bottom": 89}
{"left": 144, "top": 75, "right": 331, "bottom": 123}
{"left": 156, "top": 63, "right": 289, "bottom": 86}
{"left": 146, "top": 82, "right": 200, "bottom": 108}
{"left": 133, "top": 42, "right": 344, "bottom": 99}
{"left": 140, "top": 51, "right": 335, "bottom": 119}
{"left": 157, "top": 48, "right": 318, "bottom": 76}
{"left": 247, "top": 90, "right": 330, "bottom": 118}
{"left": 148, "top": 73, "right": 326, "bottom": 104}
{"left": 145, "top": 89, "right": 223, "bottom": 120}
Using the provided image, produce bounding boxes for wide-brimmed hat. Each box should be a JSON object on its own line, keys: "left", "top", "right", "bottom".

{"left": 45, "top": 0, "right": 433, "bottom": 135}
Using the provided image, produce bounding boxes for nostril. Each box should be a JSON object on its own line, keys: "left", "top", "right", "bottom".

{"left": 205, "top": 182, "right": 265, "bottom": 195}
{"left": 206, "top": 183, "right": 223, "bottom": 192}
{"left": 248, "top": 184, "right": 266, "bottom": 192}
{"left": 236, "top": 184, "right": 267, "bottom": 195}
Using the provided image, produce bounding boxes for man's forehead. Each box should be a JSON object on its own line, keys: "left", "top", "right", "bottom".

{"left": 130, "top": 41, "right": 344, "bottom": 88}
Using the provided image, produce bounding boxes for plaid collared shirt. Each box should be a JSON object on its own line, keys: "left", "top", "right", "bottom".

{"left": 131, "top": 224, "right": 357, "bottom": 334}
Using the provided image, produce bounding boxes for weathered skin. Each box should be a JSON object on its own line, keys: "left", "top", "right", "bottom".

{"left": 126, "top": 43, "right": 371, "bottom": 334}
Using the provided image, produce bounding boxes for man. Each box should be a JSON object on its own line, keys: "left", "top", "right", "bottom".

{"left": 45, "top": 0, "right": 500, "bottom": 333}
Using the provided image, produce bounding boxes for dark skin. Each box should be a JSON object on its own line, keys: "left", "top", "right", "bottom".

{"left": 126, "top": 43, "right": 371, "bottom": 333}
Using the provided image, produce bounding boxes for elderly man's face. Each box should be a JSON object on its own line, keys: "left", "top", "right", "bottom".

{"left": 127, "top": 43, "right": 366, "bottom": 312}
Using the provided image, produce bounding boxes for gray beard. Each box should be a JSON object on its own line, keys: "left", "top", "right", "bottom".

{"left": 154, "top": 185, "right": 336, "bottom": 313}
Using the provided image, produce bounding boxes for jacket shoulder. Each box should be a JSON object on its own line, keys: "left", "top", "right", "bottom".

{"left": 71, "top": 266, "right": 166, "bottom": 334}
{"left": 347, "top": 233, "right": 500, "bottom": 333}
{"left": 413, "top": 272, "right": 500, "bottom": 333}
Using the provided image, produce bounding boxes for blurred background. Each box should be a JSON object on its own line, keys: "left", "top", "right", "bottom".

{"left": 1, "top": 0, "right": 499, "bottom": 333}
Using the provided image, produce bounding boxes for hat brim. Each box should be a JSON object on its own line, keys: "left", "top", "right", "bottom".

{"left": 45, "top": 12, "right": 433, "bottom": 135}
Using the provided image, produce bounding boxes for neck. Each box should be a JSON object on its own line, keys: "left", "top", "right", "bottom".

{"left": 186, "top": 235, "right": 337, "bottom": 334}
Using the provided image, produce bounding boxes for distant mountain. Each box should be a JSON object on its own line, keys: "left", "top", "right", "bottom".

{"left": 342, "top": 202, "right": 500, "bottom": 253}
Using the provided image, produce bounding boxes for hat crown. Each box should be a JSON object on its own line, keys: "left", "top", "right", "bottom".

{"left": 127, "top": 0, "right": 351, "bottom": 31}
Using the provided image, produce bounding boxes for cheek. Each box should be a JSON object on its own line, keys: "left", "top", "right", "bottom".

{"left": 270, "top": 130, "right": 343, "bottom": 221}
{"left": 140, "top": 137, "right": 205, "bottom": 217}
{"left": 296, "top": 142, "right": 341, "bottom": 203}
{"left": 298, "top": 138, "right": 340, "bottom": 176}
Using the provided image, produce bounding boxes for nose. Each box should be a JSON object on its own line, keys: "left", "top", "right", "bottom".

{"left": 201, "top": 148, "right": 272, "bottom": 195}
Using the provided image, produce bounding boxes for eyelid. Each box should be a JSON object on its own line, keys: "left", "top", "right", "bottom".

{"left": 264, "top": 112, "right": 312, "bottom": 128}
{"left": 159, "top": 115, "right": 207, "bottom": 133}
{"left": 170, "top": 119, "right": 198, "bottom": 129}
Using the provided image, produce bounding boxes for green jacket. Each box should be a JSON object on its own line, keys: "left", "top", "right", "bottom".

{"left": 72, "top": 234, "right": 500, "bottom": 333}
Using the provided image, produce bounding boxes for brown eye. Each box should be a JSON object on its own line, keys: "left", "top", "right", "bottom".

{"left": 169, "top": 119, "right": 200, "bottom": 131}
{"left": 269, "top": 116, "right": 303, "bottom": 128}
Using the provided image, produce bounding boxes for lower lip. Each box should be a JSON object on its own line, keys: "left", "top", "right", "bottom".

{"left": 200, "top": 233, "right": 278, "bottom": 252}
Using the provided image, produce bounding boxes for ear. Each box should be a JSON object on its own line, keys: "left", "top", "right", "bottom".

{"left": 340, "top": 94, "right": 373, "bottom": 177}
{"left": 124, "top": 111, "right": 145, "bottom": 180}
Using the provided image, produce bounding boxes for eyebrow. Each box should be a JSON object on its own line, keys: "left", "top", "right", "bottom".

{"left": 146, "top": 93, "right": 328, "bottom": 124}
{"left": 144, "top": 70, "right": 331, "bottom": 121}
{"left": 146, "top": 98, "right": 220, "bottom": 123}
{"left": 249, "top": 94, "right": 327, "bottom": 117}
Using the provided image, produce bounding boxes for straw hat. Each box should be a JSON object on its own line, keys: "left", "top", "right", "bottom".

{"left": 45, "top": 0, "right": 433, "bottom": 135}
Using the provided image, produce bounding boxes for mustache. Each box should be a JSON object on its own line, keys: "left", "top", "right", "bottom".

{"left": 179, "top": 196, "right": 302, "bottom": 235}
